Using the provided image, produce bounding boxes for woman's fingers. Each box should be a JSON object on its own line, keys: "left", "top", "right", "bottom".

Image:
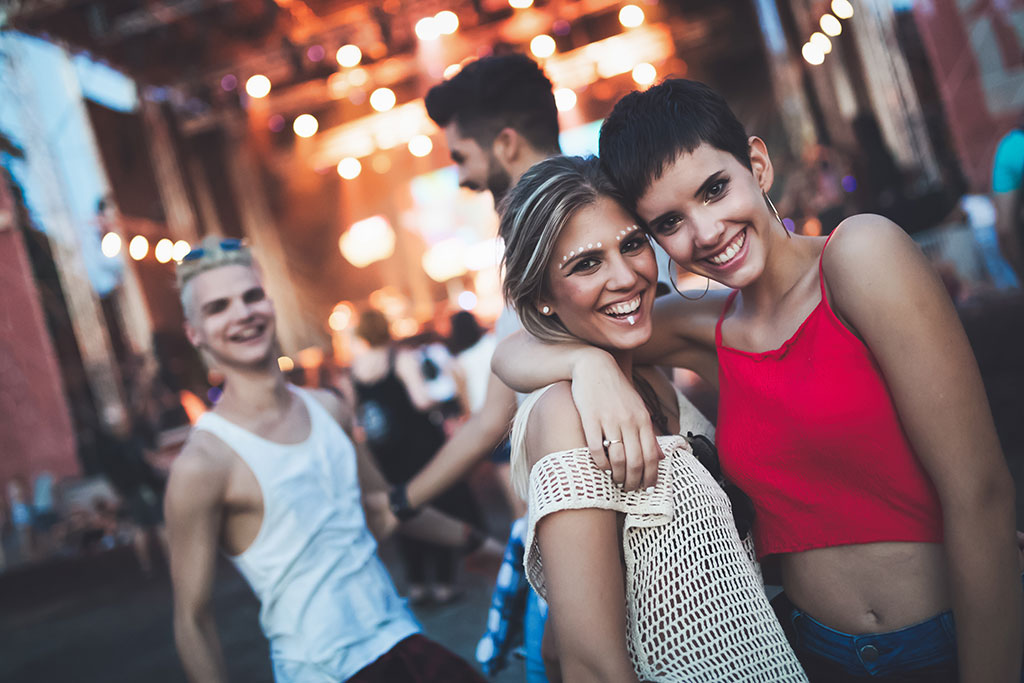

{"left": 637, "top": 421, "right": 662, "bottom": 490}
{"left": 582, "top": 416, "right": 611, "bottom": 472}
{"left": 604, "top": 433, "right": 627, "bottom": 485}
{"left": 620, "top": 430, "right": 644, "bottom": 491}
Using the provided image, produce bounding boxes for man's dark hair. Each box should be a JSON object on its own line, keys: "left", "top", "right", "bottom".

{"left": 425, "top": 54, "right": 560, "bottom": 154}
{"left": 599, "top": 79, "right": 751, "bottom": 206}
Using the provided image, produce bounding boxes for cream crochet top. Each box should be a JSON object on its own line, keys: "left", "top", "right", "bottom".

{"left": 511, "top": 385, "right": 807, "bottom": 682}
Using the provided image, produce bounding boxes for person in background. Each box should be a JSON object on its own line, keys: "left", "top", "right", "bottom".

{"left": 351, "top": 309, "right": 482, "bottom": 604}
{"left": 165, "top": 237, "right": 497, "bottom": 683}
{"left": 992, "top": 111, "right": 1024, "bottom": 279}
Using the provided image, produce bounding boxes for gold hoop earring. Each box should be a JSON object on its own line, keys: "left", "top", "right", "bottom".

{"left": 763, "top": 190, "right": 791, "bottom": 239}
{"left": 667, "top": 255, "right": 709, "bottom": 301}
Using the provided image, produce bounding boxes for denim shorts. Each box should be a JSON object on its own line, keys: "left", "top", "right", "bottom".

{"left": 787, "top": 601, "right": 958, "bottom": 681}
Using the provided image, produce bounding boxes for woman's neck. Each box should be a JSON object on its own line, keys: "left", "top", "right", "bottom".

{"left": 740, "top": 230, "right": 822, "bottom": 315}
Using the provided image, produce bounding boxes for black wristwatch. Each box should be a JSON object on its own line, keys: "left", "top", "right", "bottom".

{"left": 388, "top": 484, "right": 421, "bottom": 522}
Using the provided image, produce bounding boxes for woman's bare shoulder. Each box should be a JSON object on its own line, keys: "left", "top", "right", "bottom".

{"left": 524, "top": 382, "right": 588, "bottom": 469}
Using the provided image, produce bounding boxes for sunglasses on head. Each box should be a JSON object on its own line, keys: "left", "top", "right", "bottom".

{"left": 180, "top": 238, "right": 244, "bottom": 262}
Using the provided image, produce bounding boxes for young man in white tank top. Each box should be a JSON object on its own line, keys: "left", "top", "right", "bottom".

{"left": 165, "top": 238, "right": 497, "bottom": 683}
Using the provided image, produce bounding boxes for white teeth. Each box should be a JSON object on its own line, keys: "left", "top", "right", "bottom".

{"left": 603, "top": 296, "right": 641, "bottom": 316}
{"left": 627, "top": 315, "right": 636, "bottom": 326}
{"left": 708, "top": 231, "right": 746, "bottom": 266}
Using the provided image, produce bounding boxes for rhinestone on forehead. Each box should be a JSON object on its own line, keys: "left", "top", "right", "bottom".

{"left": 559, "top": 224, "right": 639, "bottom": 268}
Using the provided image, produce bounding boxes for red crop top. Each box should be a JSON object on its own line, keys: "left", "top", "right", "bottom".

{"left": 715, "top": 233, "right": 943, "bottom": 559}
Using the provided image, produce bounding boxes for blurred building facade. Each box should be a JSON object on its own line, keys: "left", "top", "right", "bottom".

{"left": 1, "top": 0, "right": 1020, "bottom": 482}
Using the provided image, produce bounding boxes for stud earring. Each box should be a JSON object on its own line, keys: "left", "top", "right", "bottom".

{"left": 541, "top": 305, "right": 551, "bottom": 315}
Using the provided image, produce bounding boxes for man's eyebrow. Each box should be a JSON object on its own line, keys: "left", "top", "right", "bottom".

{"left": 200, "top": 297, "right": 229, "bottom": 314}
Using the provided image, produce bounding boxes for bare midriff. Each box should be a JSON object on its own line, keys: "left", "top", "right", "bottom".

{"left": 781, "top": 541, "right": 949, "bottom": 634}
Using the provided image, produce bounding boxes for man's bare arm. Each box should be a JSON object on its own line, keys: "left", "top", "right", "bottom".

{"left": 165, "top": 438, "right": 230, "bottom": 683}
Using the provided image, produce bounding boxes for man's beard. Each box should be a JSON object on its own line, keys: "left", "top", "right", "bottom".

{"left": 486, "top": 157, "right": 513, "bottom": 206}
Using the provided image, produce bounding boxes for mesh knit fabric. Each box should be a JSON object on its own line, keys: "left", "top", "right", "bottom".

{"left": 513, "top": 388, "right": 807, "bottom": 682}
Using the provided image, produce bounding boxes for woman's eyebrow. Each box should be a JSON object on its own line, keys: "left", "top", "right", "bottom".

{"left": 693, "top": 170, "right": 725, "bottom": 199}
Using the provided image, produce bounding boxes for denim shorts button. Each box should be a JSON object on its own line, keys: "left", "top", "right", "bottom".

{"left": 860, "top": 644, "right": 880, "bottom": 662}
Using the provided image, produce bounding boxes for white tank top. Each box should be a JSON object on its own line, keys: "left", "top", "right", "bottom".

{"left": 194, "top": 386, "right": 419, "bottom": 679}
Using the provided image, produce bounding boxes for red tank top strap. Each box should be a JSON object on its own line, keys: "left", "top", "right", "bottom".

{"left": 715, "top": 290, "right": 740, "bottom": 347}
{"left": 817, "top": 230, "right": 839, "bottom": 298}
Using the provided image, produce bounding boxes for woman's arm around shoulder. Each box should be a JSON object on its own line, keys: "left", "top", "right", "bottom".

{"left": 523, "top": 383, "right": 641, "bottom": 683}
{"left": 824, "top": 215, "right": 1022, "bottom": 683}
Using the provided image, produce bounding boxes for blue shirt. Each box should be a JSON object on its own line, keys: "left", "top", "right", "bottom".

{"left": 992, "top": 129, "right": 1024, "bottom": 194}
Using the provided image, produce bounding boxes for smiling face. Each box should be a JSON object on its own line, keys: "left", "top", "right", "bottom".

{"left": 539, "top": 196, "right": 658, "bottom": 353}
{"left": 183, "top": 264, "right": 277, "bottom": 371}
{"left": 636, "top": 140, "right": 777, "bottom": 290}
{"left": 443, "top": 122, "right": 512, "bottom": 203}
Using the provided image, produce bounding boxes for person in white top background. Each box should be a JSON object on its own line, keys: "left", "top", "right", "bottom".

{"left": 499, "top": 156, "right": 806, "bottom": 682}
{"left": 164, "top": 237, "right": 499, "bottom": 683}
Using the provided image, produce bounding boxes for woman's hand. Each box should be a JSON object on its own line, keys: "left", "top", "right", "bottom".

{"left": 570, "top": 352, "right": 663, "bottom": 491}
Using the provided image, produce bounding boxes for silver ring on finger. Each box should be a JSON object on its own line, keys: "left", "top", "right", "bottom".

{"left": 602, "top": 438, "right": 623, "bottom": 449}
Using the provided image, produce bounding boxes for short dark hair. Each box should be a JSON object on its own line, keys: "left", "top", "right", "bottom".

{"left": 599, "top": 79, "right": 751, "bottom": 206}
{"left": 425, "top": 54, "right": 561, "bottom": 154}
{"left": 448, "top": 311, "right": 483, "bottom": 354}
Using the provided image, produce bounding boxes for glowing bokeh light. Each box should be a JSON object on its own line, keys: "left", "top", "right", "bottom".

{"left": 554, "top": 87, "right": 577, "bottom": 111}
{"left": 619, "top": 4, "right": 645, "bottom": 28}
{"left": 220, "top": 74, "right": 237, "bottom": 91}
{"left": 392, "top": 318, "right": 419, "bottom": 338}
{"left": 810, "top": 32, "right": 833, "bottom": 54}
{"left": 509, "top": 0, "right": 533, "bottom": 7}
{"left": 444, "top": 64, "right": 462, "bottom": 79}
{"left": 415, "top": 16, "right": 440, "bottom": 40}
{"left": 172, "top": 240, "right": 191, "bottom": 261}
{"left": 307, "top": 45, "right": 325, "bottom": 62}
{"left": 293, "top": 114, "right": 319, "bottom": 138}
{"left": 408, "top": 135, "right": 433, "bottom": 157}
{"left": 339, "top": 215, "right": 396, "bottom": 267}
{"left": 348, "top": 68, "right": 368, "bottom": 87}
{"left": 128, "top": 235, "right": 149, "bottom": 261}
{"left": 245, "top": 74, "right": 271, "bottom": 98}
{"left": 337, "top": 157, "right": 362, "bottom": 179}
{"left": 820, "top": 14, "right": 842, "bottom": 36}
{"left": 101, "top": 232, "right": 121, "bottom": 258}
{"left": 329, "top": 302, "right": 355, "bottom": 331}
{"left": 831, "top": 0, "right": 853, "bottom": 19}
{"left": 336, "top": 44, "right": 362, "bottom": 67}
{"left": 458, "top": 291, "right": 478, "bottom": 311}
{"left": 370, "top": 87, "right": 396, "bottom": 112}
{"left": 423, "top": 239, "right": 468, "bottom": 282}
{"left": 530, "top": 34, "right": 556, "bottom": 59}
{"left": 277, "top": 356, "right": 295, "bottom": 372}
{"left": 154, "top": 238, "right": 174, "bottom": 263}
{"left": 268, "top": 114, "right": 286, "bottom": 132}
{"left": 632, "top": 62, "right": 657, "bottom": 86}
{"left": 802, "top": 42, "right": 825, "bottom": 65}
{"left": 435, "top": 10, "right": 459, "bottom": 35}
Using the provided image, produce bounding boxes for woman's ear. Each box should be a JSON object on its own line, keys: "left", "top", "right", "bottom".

{"left": 747, "top": 136, "right": 775, "bottom": 193}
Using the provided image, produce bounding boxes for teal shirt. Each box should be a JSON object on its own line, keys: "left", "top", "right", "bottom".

{"left": 992, "top": 129, "right": 1024, "bottom": 193}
